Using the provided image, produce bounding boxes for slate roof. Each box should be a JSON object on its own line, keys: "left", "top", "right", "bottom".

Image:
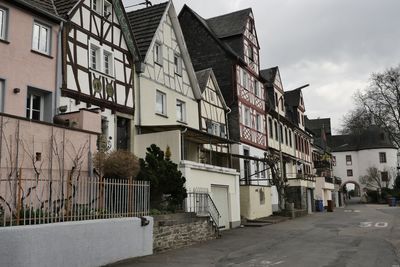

{"left": 329, "top": 125, "right": 397, "bottom": 152}
{"left": 285, "top": 89, "right": 301, "bottom": 107}
{"left": 53, "top": 0, "right": 79, "bottom": 18}
{"left": 205, "top": 8, "right": 252, "bottom": 39}
{"left": 260, "top": 67, "right": 278, "bottom": 86}
{"left": 127, "top": 2, "right": 169, "bottom": 59}
{"left": 179, "top": 5, "right": 247, "bottom": 65}
{"left": 305, "top": 117, "right": 332, "bottom": 136}
{"left": 196, "top": 68, "right": 212, "bottom": 93}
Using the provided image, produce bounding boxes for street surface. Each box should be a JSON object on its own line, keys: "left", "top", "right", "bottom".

{"left": 110, "top": 199, "right": 400, "bottom": 267}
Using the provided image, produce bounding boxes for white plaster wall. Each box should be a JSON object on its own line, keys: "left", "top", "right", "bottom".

{"left": 0, "top": 218, "right": 153, "bottom": 267}
{"left": 314, "top": 177, "right": 334, "bottom": 206}
{"left": 333, "top": 148, "right": 397, "bottom": 188}
{"left": 134, "top": 130, "right": 181, "bottom": 163}
{"left": 180, "top": 161, "right": 241, "bottom": 227}
{"left": 240, "top": 185, "right": 272, "bottom": 220}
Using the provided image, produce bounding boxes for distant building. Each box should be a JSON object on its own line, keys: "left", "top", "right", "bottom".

{"left": 329, "top": 125, "right": 398, "bottom": 193}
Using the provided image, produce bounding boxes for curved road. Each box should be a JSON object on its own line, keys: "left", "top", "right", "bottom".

{"left": 110, "top": 201, "right": 400, "bottom": 267}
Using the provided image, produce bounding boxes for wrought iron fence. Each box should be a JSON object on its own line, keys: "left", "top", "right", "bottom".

{"left": 185, "top": 192, "right": 220, "bottom": 234}
{"left": 0, "top": 174, "right": 150, "bottom": 227}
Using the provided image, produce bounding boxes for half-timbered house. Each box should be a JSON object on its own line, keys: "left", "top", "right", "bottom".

{"left": 262, "top": 67, "right": 315, "bottom": 213}
{"left": 55, "top": 0, "right": 139, "bottom": 151}
{"left": 128, "top": 1, "right": 241, "bottom": 229}
{"left": 179, "top": 6, "right": 271, "bottom": 220}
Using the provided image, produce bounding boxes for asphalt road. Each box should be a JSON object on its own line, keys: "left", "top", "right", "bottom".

{"left": 111, "top": 200, "right": 400, "bottom": 267}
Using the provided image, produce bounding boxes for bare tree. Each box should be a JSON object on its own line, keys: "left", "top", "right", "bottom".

{"left": 265, "top": 152, "right": 288, "bottom": 211}
{"left": 359, "top": 167, "right": 393, "bottom": 190}
{"left": 340, "top": 106, "right": 372, "bottom": 135}
{"left": 355, "top": 65, "right": 400, "bottom": 147}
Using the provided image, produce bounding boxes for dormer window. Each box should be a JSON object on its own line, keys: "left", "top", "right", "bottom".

{"left": 92, "top": 0, "right": 112, "bottom": 18}
{"left": 174, "top": 53, "right": 182, "bottom": 75}
{"left": 249, "top": 46, "right": 254, "bottom": 62}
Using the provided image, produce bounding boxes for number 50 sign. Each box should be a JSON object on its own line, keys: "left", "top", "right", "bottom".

{"left": 360, "top": 222, "right": 388, "bottom": 228}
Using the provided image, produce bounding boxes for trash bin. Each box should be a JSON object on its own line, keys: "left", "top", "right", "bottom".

{"left": 327, "top": 200, "right": 334, "bottom": 212}
{"left": 388, "top": 197, "right": 397, "bottom": 207}
{"left": 315, "top": 200, "right": 323, "bottom": 212}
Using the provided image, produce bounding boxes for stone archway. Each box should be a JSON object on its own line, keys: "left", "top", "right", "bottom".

{"left": 341, "top": 180, "right": 362, "bottom": 197}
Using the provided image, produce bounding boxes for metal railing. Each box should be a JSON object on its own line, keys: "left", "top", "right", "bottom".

{"left": 185, "top": 192, "right": 221, "bottom": 235}
{"left": 0, "top": 175, "right": 150, "bottom": 227}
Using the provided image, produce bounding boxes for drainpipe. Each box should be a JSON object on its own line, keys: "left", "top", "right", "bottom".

{"left": 226, "top": 107, "right": 232, "bottom": 168}
{"left": 55, "top": 22, "right": 64, "bottom": 117}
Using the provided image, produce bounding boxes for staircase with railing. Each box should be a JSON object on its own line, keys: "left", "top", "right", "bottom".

{"left": 185, "top": 192, "right": 221, "bottom": 237}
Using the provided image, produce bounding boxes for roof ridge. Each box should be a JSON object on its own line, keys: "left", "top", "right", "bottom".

{"left": 205, "top": 7, "right": 252, "bottom": 21}
{"left": 127, "top": 1, "right": 169, "bottom": 14}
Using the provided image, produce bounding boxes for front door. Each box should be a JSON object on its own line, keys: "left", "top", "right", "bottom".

{"left": 211, "top": 185, "right": 230, "bottom": 230}
{"left": 116, "top": 116, "right": 130, "bottom": 150}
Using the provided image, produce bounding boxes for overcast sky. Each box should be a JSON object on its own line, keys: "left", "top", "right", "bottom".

{"left": 123, "top": 0, "right": 400, "bottom": 134}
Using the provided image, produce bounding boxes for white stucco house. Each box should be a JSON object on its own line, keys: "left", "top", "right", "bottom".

{"left": 330, "top": 125, "right": 398, "bottom": 193}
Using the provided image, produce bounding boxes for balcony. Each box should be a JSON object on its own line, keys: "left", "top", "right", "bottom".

{"left": 313, "top": 160, "right": 331, "bottom": 169}
{"left": 324, "top": 176, "right": 334, "bottom": 184}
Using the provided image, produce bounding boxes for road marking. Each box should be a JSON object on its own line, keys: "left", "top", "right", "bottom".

{"left": 359, "top": 222, "right": 388, "bottom": 228}
{"left": 353, "top": 210, "right": 360, "bottom": 213}
{"left": 375, "top": 222, "right": 388, "bottom": 228}
{"left": 344, "top": 210, "right": 352, "bottom": 212}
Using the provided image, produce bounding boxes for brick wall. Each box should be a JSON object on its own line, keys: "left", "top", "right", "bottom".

{"left": 153, "top": 213, "right": 217, "bottom": 253}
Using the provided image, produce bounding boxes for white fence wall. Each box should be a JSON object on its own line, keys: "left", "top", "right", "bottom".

{"left": 0, "top": 217, "right": 153, "bottom": 267}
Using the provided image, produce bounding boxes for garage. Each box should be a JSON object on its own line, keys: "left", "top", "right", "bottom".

{"left": 211, "top": 185, "right": 230, "bottom": 230}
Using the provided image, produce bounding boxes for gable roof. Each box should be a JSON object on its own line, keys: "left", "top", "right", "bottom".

{"left": 205, "top": 8, "right": 252, "bottom": 39}
{"left": 127, "top": 2, "right": 169, "bottom": 59}
{"left": 260, "top": 67, "right": 278, "bottom": 86}
{"left": 53, "top": 0, "right": 79, "bottom": 18}
{"left": 196, "top": 68, "right": 228, "bottom": 110}
{"left": 285, "top": 88, "right": 301, "bottom": 107}
{"left": 179, "top": 5, "right": 246, "bottom": 65}
{"left": 329, "top": 125, "right": 397, "bottom": 152}
{"left": 305, "top": 117, "right": 332, "bottom": 136}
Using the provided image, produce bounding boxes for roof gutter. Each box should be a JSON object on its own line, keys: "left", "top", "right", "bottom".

{"left": 10, "top": 0, "right": 65, "bottom": 22}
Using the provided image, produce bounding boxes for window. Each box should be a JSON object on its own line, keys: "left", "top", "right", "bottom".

{"left": 280, "top": 98, "right": 284, "bottom": 111}
{"left": 289, "top": 130, "right": 292, "bottom": 147}
{"left": 268, "top": 117, "right": 273, "bottom": 138}
{"left": 104, "top": 0, "right": 112, "bottom": 18}
{"left": 174, "top": 54, "right": 182, "bottom": 75}
{"left": 242, "top": 69, "right": 247, "bottom": 89}
{"left": 90, "top": 44, "right": 100, "bottom": 70}
{"left": 381, "top": 171, "right": 389, "bottom": 182}
{"left": 347, "top": 169, "right": 353, "bottom": 177}
{"left": 379, "top": 152, "right": 387, "bottom": 163}
{"left": 244, "top": 107, "right": 251, "bottom": 127}
{"left": 209, "top": 91, "right": 215, "bottom": 102}
{"left": 103, "top": 51, "right": 113, "bottom": 76}
{"left": 260, "top": 162, "right": 266, "bottom": 178}
{"left": 284, "top": 127, "right": 288, "bottom": 145}
{"left": 249, "top": 46, "right": 254, "bottom": 61}
{"left": 275, "top": 92, "right": 278, "bottom": 107}
{"left": 26, "top": 93, "right": 43, "bottom": 121}
{"left": 32, "top": 22, "right": 51, "bottom": 54}
{"left": 154, "top": 42, "right": 162, "bottom": 65}
{"left": 116, "top": 116, "right": 130, "bottom": 151}
{"left": 254, "top": 80, "right": 259, "bottom": 97}
{"left": 156, "top": 90, "right": 166, "bottom": 115}
{"left": 255, "top": 161, "right": 260, "bottom": 177}
{"left": 176, "top": 100, "right": 186, "bottom": 122}
{"left": 279, "top": 124, "right": 283, "bottom": 143}
{"left": 256, "top": 114, "right": 261, "bottom": 132}
{"left": 274, "top": 121, "right": 278, "bottom": 141}
{"left": 0, "top": 7, "right": 8, "bottom": 40}
{"left": 346, "top": 155, "right": 352, "bottom": 166}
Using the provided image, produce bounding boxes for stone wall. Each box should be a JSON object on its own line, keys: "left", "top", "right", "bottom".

{"left": 153, "top": 213, "right": 217, "bottom": 253}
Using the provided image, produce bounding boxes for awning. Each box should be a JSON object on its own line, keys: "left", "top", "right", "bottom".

{"left": 138, "top": 125, "right": 237, "bottom": 145}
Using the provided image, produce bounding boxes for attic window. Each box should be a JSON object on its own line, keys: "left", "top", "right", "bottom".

{"left": 154, "top": 42, "right": 162, "bottom": 65}
{"left": 174, "top": 53, "right": 182, "bottom": 75}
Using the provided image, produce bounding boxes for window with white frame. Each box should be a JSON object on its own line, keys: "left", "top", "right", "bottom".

{"left": 244, "top": 107, "right": 251, "bottom": 127}
{"left": 268, "top": 117, "right": 273, "bottom": 138}
{"left": 176, "top": 100, "right": 186, "bottom": 122}
{"left": 92, "top": 0, "right": 112, "bottom": 17}
{"left": 0, "top": 7, "right": 8, "bottom": 40}
{"left": 156, "top": 90, "right": 166, "bottom": 115}
{"left": 26, "top": 93, "right": 43, "bottom": 121}
{"left": 154, "top": 42, "right": 162, "bottom": 65}
{"left": 254, "top": 80, "right": 259, "bottom": 97}
{"left": 256, "top": 114, "right": 262, "bottom": 132}
{"left": 32, "top": 22, "right": 51, "bottom": 54}
{"left": 174, "top": 54, "right": 182, "bottom": 75}
{"left": 90, "top": 44, "right": 100, "bottom": 70}
{"left": 103, "top": 50, "right": 113, "bottom": 76}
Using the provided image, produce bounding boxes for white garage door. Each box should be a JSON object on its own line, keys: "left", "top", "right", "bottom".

{"left": 211, "top": 185, "right": 230, "bottom": 230}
